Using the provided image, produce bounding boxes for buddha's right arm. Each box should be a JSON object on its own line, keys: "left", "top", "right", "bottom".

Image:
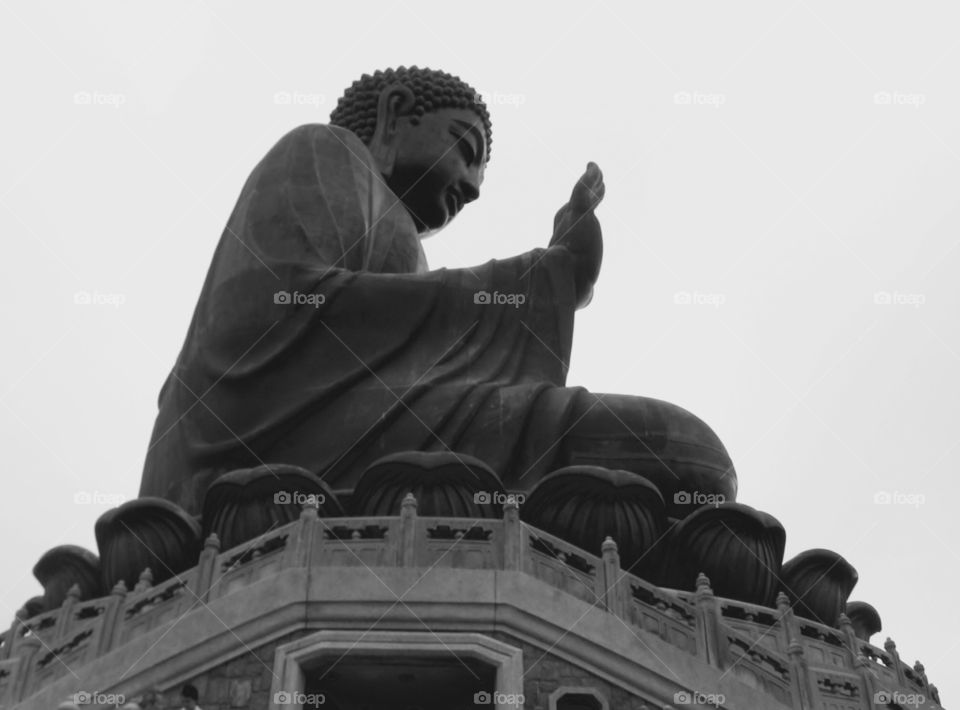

{"left": 549, "top": 213, "right": 603, "bottom": 309}
{"left": 546, "top": 242, "right": 598, "bottom": 310}
{"left": 197, "top": 247, "right": 578, "bottom": 386}
{"left": 417, "top": 244, "right": 583, "bottom": 312}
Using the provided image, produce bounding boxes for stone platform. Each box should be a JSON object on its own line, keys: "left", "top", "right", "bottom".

{"left": 0, "top": 498, "right": 941, "bottom": 710}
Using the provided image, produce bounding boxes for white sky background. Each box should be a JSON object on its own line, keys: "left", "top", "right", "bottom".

{"left": 1, "top": 0, "right": 958, "bottom": 700}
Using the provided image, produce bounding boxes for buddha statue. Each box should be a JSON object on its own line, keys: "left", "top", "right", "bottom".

{"left": 139, "top": 66, "right": 737, "bottom": 520}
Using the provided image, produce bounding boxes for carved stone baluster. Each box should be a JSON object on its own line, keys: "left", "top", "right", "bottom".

{"left": 777, "top": 591, "right": 814, "bottom": 710}
{"left": 9, "top": 637, "right": 41, "bottom": 704}
{"left": 601, "top": 537, "right": 627, "bottom": 619}
{"left": 912, "top": 660, "right": 930, "bottom": 696}
{"left": 399, "top": 493, "right": 418, "bottom": 567}
{"left": 134, "top": 568, "right": 154, "bottom": 594}
{"left": 54, "top": 584, "right": 81, "bottom": 638}
{"left": 839, "top": 614, "right": 875, "bottom": 708}
{"left": 929, "top": 682, "right": 942, "bottom": 707}
{"left": 2, "top": 608, "right": 28, "bottom": 662}
{"left": 693, "top": 573, "right": 723, "bottom": 669}
{"left": 837, "top": 613, "right": 859, "bottom": 668}
{"left": 284, "top": 501, "right": 320, "bottom": 569}
{"left": 743, "top": 611, "right": 758, "bottom": 643}
{"left": 98, "top": 580, "right": 128, "bottom": 656}
{"left": 503, "top": 498, "right": 521, "bottom": 571}
{"left": 853, "top": 653, "right": 878, "bottom": 709}
{"left": 192, "top": 533, "right": 221, "bottom": 603}
{"left": 884, "top": 637, "right": 905, "bottom": 685}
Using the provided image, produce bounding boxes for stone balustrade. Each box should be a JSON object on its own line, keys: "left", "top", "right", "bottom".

{"left": 0, "top": 497, "right": 943, "bottom": 709}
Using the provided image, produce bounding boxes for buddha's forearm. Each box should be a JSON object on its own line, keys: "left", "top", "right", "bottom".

{"left": 546, "top": 243, "right": 600, "bottom": 310}
{"left": 392, "top": 245, "right": 581, "bottom": 313}
{"left": 548, "top": 210, "right": 603, "bottom": 309}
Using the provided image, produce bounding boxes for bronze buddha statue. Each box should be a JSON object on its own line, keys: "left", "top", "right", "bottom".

{"left": 139, "top": 66, "right": 737, "bottom": 520}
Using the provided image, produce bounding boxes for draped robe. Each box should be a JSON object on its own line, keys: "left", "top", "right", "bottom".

{"left": 140, "top": 123, "right": 590, "bottom": 514}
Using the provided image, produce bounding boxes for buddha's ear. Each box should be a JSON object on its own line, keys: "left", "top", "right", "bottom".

{"left": 374, "top": 83, "right": 416, "bottom": 138}
{"left": 370, "top": 83, "right": 416, "bottom": 176}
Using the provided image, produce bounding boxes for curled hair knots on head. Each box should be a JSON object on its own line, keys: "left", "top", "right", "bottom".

{"left": 330, "top": 66, "right": 493, "bottom": 160}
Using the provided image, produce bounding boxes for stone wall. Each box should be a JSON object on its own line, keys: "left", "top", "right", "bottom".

{"left": 140, "top": 630, "right": 656, "bottom": 710}
{"left": 148, "top": 631, "right": 309, "bottom": 710}
{"left": 491, "top": 633, "right": 654, "bottom": 710}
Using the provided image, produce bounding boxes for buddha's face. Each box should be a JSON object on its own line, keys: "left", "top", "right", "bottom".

{"left": 384, "top": 108, "right": 487, "bottom": 232}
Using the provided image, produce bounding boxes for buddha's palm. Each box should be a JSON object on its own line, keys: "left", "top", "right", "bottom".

{"left": 550, "top": 162, "right": 605, "bottom": 307}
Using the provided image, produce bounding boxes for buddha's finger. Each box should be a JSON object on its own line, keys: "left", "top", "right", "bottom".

{"left": 596, "top": 178, "right": 606, "bottom": 200}
{"left": 571, "top": 177, "right": 596, "bottom": 211}
{"left": 584, "top": 164, "right": 604, "bottom": 196}
{"left": 583, "top": 177, "right": 605, "bottom": 210}
{"left": 570, "top": 187, "right": 590, "bottom": 213}
{"left": 585, "top": 162, "right": 603, "bottom": 188}
{"left": 553, "top": 204, "right": 569, "bottom": 232}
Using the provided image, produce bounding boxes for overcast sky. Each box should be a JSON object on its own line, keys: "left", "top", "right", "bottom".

{"left": 1, "top": 0, "right": 958, "bottom": 701}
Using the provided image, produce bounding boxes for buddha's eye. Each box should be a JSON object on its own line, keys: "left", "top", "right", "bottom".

{"left": 460, "top": 140, "right": 476, "bottom": 165}
{"left": 450, "top": 129, "right": 477, "bottom": 165}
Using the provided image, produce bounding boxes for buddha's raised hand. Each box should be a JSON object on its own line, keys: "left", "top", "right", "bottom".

{"left": 550, "top": 162, "right": 605, "bottom": 307}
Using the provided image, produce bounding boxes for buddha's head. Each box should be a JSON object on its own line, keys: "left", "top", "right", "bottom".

{"left": 331, "top": 66, "right": 492, "bottom": 233}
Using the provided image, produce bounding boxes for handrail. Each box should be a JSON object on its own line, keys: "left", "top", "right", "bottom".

{"left": 1, "top": 501, "right": 940, "bottom": 709}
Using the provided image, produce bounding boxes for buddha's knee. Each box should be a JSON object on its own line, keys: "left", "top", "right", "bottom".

{"left": 567, "top": 392, "right": 737, "bottom": 507}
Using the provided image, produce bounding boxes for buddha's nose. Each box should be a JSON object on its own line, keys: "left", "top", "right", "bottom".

{"left": 460, "top": 178, "right": 480, "bottom": 204}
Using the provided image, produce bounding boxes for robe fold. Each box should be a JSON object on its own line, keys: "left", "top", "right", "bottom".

{"left": 140, "top": 123, "right": 587, "bottom": 513}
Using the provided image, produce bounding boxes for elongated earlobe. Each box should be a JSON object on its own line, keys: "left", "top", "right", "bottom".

{"left": 369, "top": 141, "right": 398, "bottom": 177}
{"left": 368, "top": 83, "right": 416, "bottom": 178}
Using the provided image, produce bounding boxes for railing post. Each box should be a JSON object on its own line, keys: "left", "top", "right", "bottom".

{"left": 53, "top": 584, "right": 81, "bottom": 638}
{"left": 193, "top": 533, "right": 221, "bottom": 602}
{"left": 929, "top": 682, "right": 942, "bottom": 708}
{"left": 912, "top": 660, "right": 930, "bottom": 696}
{"left": 10, "top": 637, "right": 41, "bottom": 703}
{"left": 399, "top": 493, "right": 418, "bottom": 567}
{"left": 134, "top": 568, "right": 154, "bottom": 593}
{"left": 777, "top": 592, "right": 814, "bottom": 710}
{"left": 837, "top": 613, "right": 860, "bottom": 667}
{"left": 884, "top": 637, "right": 906, "bottom": 685}
{"left": 284, "top": 501, "right": 320, "bottom": 568}
{"left": 853, "top": 653, "right": 879, "bottom": 709}
{"left": 601, "top": 537, "right": 628, "bottom": 619}
{"left": 98, "top": 581, "right": 128, "bottom": 655}
{"left": 693, "top": 573, "right": 724, "bottom": 669}
{"left": 839, "top": 613, "right": 877, "bottom": 709}
{"left": 1, "top": 612, "right": 24, "bottom": 661}
{"left": 502, "top": 499, "right": 521, "bottom": 571}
